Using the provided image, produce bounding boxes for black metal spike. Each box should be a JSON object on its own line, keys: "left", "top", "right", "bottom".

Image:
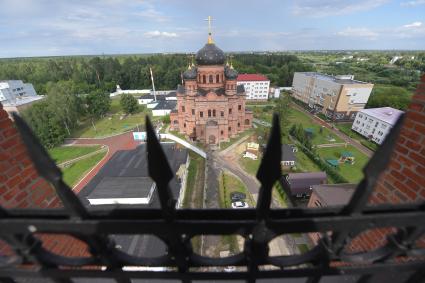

{"left": 342, "top": 113, "right": 405, "bottom": 214}
{"left": 145, "top": 116, "right": 175, "bottom": 219}
{"left": 256, "top": 113, "right": 282, "bottom": 219}
{"left": 12, "top": 113, "right": 88, "bottom": 219}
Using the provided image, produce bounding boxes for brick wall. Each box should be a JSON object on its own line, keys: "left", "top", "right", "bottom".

{"left": 0, "top": 103, "right": 88, "bottom": 258}
{"left": 0, "top": 103, "right": 60, "bottom": 209}
{"left": 349, "top": 74, "right": 425, "bottom": 253}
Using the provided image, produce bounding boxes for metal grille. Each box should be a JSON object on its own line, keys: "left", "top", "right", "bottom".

{"left": 0, "top": 113, "right": 424, "bottom": 283}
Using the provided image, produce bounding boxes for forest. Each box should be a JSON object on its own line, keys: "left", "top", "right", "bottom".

{"left": 0, "top": 53, "right": 312, "bottom": 95}
{"left": 0, "top": 51, "right": 423, "bottom": 148}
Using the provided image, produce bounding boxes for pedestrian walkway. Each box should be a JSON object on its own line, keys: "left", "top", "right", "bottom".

{"left": 65, "top": 131, "right": 138, "bottom": 193}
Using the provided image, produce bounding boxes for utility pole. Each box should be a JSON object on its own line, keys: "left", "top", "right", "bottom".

{"left": 150, "top": 67, "right": 157, "bottom": 102}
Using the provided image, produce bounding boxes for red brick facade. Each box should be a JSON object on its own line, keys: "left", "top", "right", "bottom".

{"left": 170, "top": 44, "right": 253, "bottom": 144}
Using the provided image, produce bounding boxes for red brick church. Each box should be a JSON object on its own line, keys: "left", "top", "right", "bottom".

{"left": 169, "top": 29, "right": 252, "bottom": 145}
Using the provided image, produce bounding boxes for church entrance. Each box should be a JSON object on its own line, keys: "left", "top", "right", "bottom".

{"left": 208, "top": 135, "right": 216, "bottom": 144}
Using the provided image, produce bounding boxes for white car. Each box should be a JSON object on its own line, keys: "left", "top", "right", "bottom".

{"left": 231, "top": 201, "right": 249, "bottom": 209}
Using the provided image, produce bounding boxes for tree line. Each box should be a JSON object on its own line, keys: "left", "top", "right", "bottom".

{"left": 22, "top": 81, "right": 111, "bottom": 148}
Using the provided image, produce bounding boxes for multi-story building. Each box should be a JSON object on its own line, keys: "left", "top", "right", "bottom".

{"left": 0, "top": 80, "right": 37, "bottom": 102}
{"left": 0, "top": 80, "right": 43, "bottom": 117}
{"left": 292, "top": 72, "right": 374, "bottom": 121}
{"left": 236, "top": 74, "right": 270, "bottom": 101}
{"left": 351, "top": 107, "right": 404, "bottom": 145}
{"left": 169, "top": 32, "right": 253, "bottom": 145}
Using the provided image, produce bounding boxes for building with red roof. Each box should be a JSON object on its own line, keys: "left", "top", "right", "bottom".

{"left": 237, "top": 74, "right": 270, "bottom": 100}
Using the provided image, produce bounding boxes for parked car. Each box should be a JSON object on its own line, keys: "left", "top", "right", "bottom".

{"left": 230, "top": 192, "right": 246, "bottom": 202}
{"left": 231, "top": 201, "right": 249, "bottom": 209}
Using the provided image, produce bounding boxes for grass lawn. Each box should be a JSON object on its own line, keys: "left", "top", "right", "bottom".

{"left": 182, "top": 152, "right": 206, "bottom": 209}
{"left": 316, "top": 145, "right": 369, "bottom": 183}
{"left": 62, "top": 150, "right": 107, "bottom": 187}
{"left": 289, "top": 108, "right": 343, "bottom": 145}
{"left": 294, "top": 150, "right": 322, "bottom": 173}
{"left": 219, "top": 172, "right": 254, "bottom": 208}
{"left": 71, "top": 97, "right": 160, "bottom": 138}
{"left": 335, "top": 123, "right": 378, "bottom": 151}
{"left": 48, "top": 145, "right": 102, "bottom": 164}
{"left": 239, "top": 156, "right": 260, "bottom": 176}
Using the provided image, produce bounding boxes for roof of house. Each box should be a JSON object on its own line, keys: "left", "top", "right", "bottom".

{"left": 138, "top": 92, "right": 177, "bottom": 100}
{"left": 87, "top": 177, "right": 154, "bottom": 199}
{"left": 311, "top": 184, "right": 357, "bottom": 206}
{"left": 286, "top": 172, "right": 327, "bottom": 194}
{"left": 80, "top": 144, "right": 188, "bottom": 209}
{"left": 281, "top": 144, "right": 296, "bottom": 162}
{"left": 341, "top": 151, "right": 353, "bottom": 158}
{"left": 153, "top": 100, "right": 177, "bottom": 110}
{"left": 237, "top": 74, "right": 269, "bottom": 82}
{"left": 358, "top": 107, "right": 404, "bottom": 125}
{"left": 296, "top": 72, "right": 370, "bottom": 85}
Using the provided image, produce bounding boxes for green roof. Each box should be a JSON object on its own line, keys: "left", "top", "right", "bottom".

{"left": 341, "top": 151, "right": 353, "bottom": 157}
{"left": 326, "top": 159, "right": 339, "bottom": 166}
{"left": 305, "top": 128, "right": 314, "bottom": 133}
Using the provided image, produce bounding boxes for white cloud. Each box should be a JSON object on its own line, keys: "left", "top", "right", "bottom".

{"left": 403, "top": 21, "right": 423, "bottom": 28}
{"left": 292, "top": 0, "right": 388, "bottom": 17}
{"left": 135, "top": 5, "right": 170, "bottom": 22}
{"left": 400, "top": 0, "right": 425, "bottom": 6}
{"left": 144, "top": 31, "right": 178, "bottom": 38}
{"left": 336, "top": 27, "right": 379, "bottom": 39}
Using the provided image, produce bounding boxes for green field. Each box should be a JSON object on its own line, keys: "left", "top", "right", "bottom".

{"left": 335, "top": 123, "right": 378, "bottom": 151}
{"left": 316, "top": 145, "right": 369, "bottom": 183}
{"left": 48, "top": 145, "right": 102, "bottom": 164}
{"left": 182, "top": 152, "right": 206, "bottom": 209}
{"left": 289, "top": 108, "right": 343, "bottom": 145}
{"left": 70, "top": 97, "right": 159, "bottom": 138}
{"left": 239, "top": 156, "right": 260, "bottom": 176}
{"left": 294, "top": 150, "right": 322, "bottom": 174}
{"left": 62, "top": 150, "right": 107, "bottom": 187}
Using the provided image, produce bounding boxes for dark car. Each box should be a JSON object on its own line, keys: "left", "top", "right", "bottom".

{"left": 230, "top": 192, "right": 246, "bottom": 202}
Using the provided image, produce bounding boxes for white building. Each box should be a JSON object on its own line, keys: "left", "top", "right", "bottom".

{"left": 237, "top": 74, "right": 270, "bottom": 100}
{"left": 351, "top": 107, "right": 404, "bottom": 145}
{"left": 0, "top": 80, "right": 44, "bottom": 117}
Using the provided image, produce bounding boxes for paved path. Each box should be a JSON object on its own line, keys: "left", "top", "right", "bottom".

{"left": 160, "top": 133, "right": 206, "bottom": 158}
{"left": 253, "top": 118, "right": 272, "bottom": 127}
{"left": 65, "top": 132, "right": 139, "bottom": 193}
{"left": 292, "top": 104, "right": 374, "bottom": 157}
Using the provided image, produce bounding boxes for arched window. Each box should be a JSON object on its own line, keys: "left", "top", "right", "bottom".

{"left": 203, "top": 75, "right": 206, "bottom": 84}
{"left": 216, "top": 74, "right": 220, "bottom": 83}
{"left": 209, "top": 75, "right": 213, "bottom": 83}
{"left": 245, "top": 119, "right": 250, "bottom": 125}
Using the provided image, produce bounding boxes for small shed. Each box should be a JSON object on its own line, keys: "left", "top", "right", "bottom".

{"left": 246, "top": 142, "right": 259, "bottom": 154}
{"left": 281, "top": 144, "right": 297, "bottom": 167}
{"left": 340, "top": 151, "right": 355, "bottom": 164}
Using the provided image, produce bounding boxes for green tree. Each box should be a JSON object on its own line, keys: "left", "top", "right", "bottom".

{"left": 22, "top": 101, "right": 67, "bottom": 148}
{"left": 120, "top": 94, "right": 138, "bottom": 114}
{"left": 275, "top": 93, "right": 292, "bottom": 142}
{"left": 86, "top": 90, "right": 111, "bottom": 131}
{"left": 46, "top": 81, "right": 83, "bottom": 135}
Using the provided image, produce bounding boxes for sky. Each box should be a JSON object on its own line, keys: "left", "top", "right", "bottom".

{"left": 1, "top": 0, "right": 425, "bottom": 58}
